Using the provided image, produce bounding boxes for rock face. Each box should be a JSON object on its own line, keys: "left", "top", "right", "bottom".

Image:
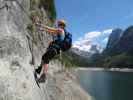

{"left": 0, "top": 0, "right": 92, "bottom": 100}
{"left": 104, "top": 26, "right": 133, "bottom": 56}
{"left": 90, "top": 26, "right": 133, "bottom": 68}
{"left": 0, "top": 0, "right": 43, "bottom": 100}
{"left": 89, "top": 45, "right": 100, "bottom": 54}
{"left": 72, "top": 44, "right": 101, "bottom": 58}
{"left": 111, "top": 26, "right": 133, "bottom": 55}
{"left": 106, "top": 28, "right": 123, "bottom": 49}
{"left": 70, "top": 48, "right": 92, "bottom": 58}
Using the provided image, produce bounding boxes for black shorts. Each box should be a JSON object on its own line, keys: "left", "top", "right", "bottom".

{"left": 42, "top": 44, "right": 61, "bottom": 64}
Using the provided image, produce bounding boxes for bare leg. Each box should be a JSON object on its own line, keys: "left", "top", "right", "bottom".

{"left": 37, "top": 48, "right": 58, "bottom": 82}
{"left": 42, "top": 64, "right": 48, "bottom": 74}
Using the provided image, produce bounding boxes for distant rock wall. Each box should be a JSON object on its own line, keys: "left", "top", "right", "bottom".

{"left": 106, "top": 28, "right": 123, "bottom": 50}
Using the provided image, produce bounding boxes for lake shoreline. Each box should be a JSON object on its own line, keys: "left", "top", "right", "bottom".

{"left": 76, "top": 67, "right": 133, "bottom": 72}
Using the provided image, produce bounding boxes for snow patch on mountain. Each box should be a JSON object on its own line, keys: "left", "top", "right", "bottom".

{"left": 73, "top": 29, "right": 113, "bottom": 54}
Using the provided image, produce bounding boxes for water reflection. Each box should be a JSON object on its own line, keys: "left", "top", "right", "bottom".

{"left": 78, "top": 70, "right": 133, "bottom": 100}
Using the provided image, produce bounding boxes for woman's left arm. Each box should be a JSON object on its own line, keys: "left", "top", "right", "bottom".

{"left": 43, "top": 25, "right": 59, "bottom": 34}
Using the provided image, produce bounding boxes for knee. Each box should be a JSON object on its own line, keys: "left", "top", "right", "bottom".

{"left": 42, "top": 53, "right": 48, "bottom": 63}
{"left": 41, "top": 48, "right": 58, "bottom": 64}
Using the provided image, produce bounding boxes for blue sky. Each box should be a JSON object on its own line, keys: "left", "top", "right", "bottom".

{"left": 55, "top": 0, "right": 133, "bottom": 47}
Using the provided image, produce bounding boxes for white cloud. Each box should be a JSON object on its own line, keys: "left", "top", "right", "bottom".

{"left": 84, "top": 31, "right": 101, "bottom": 39}
{"left": 73, "top": 29, "right": 113, "bottom": 52}
{"left": 103, "top": 29, "right": 113, "bottom": 35}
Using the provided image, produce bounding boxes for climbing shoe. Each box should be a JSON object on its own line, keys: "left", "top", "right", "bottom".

{"left": 35, "top": 66, "right": 42, "bottom": 74}
{"left": 37, "top": 73, "right": 46, "bottom": 83}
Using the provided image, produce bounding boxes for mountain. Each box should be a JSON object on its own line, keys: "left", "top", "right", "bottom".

{"left": 64, "top": 26, "right": 133, "bottom": 68}
{"left": 72, "top": 29, "right": 113, "bottom": 58}
{"left": 71, "top": 43, "right": 101, "bottom": 58}
{"left": 90, "top": 44, "right": 102, "bottom": 54}
{"left": 104, "top": 26, "right": 133, "bottom": 56}
{"left": 92, "top": 26, "right": 133, "bottom": 68}
{"left": 65, "top": 29, "right": 113, "bottom": 67}
{"left": 106, "top": 28, "right": 123, "bottom": 49}
{"left": 70, "top": 47, "right": 92, "bottom": 58}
